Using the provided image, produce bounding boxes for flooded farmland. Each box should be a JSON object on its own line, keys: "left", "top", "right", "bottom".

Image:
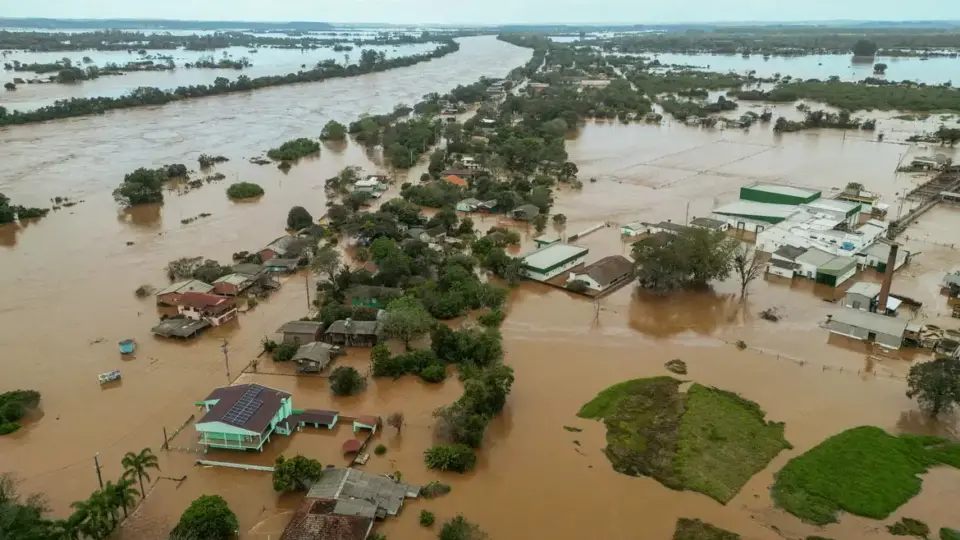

{"left": 3, "top": 33, "right": 960, "bottom": 540}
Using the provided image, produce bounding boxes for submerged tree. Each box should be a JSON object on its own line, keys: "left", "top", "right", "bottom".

{"left": 272, "top": 454, "right": 323, "bottom": 492}
{"left": 631, "top": 228, "right": 735, "bottom": 294}
{"left": 320, "top": 120, "right": 347, "bottom": 141}
{"left": 731, "top": 243, "right": 765, "bottom": 297}
{"left": 170, "top": 495, "right": 238, "bottom": 540}
{"left": 906, "top": 357, "right": 960, "bottom": 417}
{"left": 381, "top": 296, "right": 434, "bottom": 349}
{"left": 286, "top": 205, "right": 314, "bottom": 230}
{"left": 121, "top": 447, "right": 160, "bottom": 498}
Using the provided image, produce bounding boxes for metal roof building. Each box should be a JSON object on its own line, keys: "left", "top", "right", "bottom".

{"left": 520, "top": 243, "right": 589, "bottom": 282}
{"left": 826, "top": 309, "right": 908, "bottom": 349}
{"left": 739, "top": 182, "right": 822, "bottom": 205}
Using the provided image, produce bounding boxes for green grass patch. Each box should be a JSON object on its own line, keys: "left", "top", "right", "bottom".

{"left": 672, "top": 518, "right": 740, "bottom": 540}
{"left": 579, "top": 377, "right": 789, "bottom": 503}
{"left": 772, "top": 426, "right": 960, "bottom": 525}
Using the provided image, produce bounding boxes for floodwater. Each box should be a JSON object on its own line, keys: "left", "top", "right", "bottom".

{"left": 648, "top": 52, "right": 960, "bottom": 84}
{"left": 1, "top": 42, "right": 442, "bottom": 111}
{"left": 3, "top": 37, "right": 960, "bottom": 539}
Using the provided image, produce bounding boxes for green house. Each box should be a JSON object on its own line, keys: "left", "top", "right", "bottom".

{"left": 739, "top": 182, "right": 821, "bottom": 206}
{"left": 194, "top": 384, "right": 293, "bottom": 452}
{"left": 345, "top": 285, "right": 403, "bottom": 309}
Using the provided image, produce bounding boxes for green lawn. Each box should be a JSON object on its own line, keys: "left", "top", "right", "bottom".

{"left": 772, "top": 426, "right": 960, "bottom": 525}
{"left": 676, "top": 385, "right": 792, "bottom": 503}
{"left": 578, "top": 377, "right": 790, "bottom": 503}
{"left": 673, "top": 518, "right": 740, "bottom": 540}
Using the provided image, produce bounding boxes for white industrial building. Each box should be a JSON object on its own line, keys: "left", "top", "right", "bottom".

{"left": 519, "top": 243, "right": 589, "bottom": 282}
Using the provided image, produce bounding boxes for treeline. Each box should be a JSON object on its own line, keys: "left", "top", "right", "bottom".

{"left": 730, "top": 79, "right": 960, "bottom": 112}
{"left": 0, "top": 193, "right": 49, "bottom": 225}
{"left": 773, "top": 110, "right": 876, "bottom": 133}
{"left": 0, "top": 28, "right": 471, "bottom": 52}
{"left": 0, "top": 41, "right": 459, "bottom": 127}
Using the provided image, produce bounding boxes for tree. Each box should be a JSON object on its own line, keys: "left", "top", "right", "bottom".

{"left": 873, "top": 63, "right": 888, "bottom": 75}
{"left": 70, "top": 490, "right": 114, "bottom": 540}
{"left": 387, "top": 411, "right": 404, "bottom": 433}
{"left": 225, "top": 182, "right": 264, "bottom": 199}
{"left": 552, "top": 213, "right": 567, "bottom": 226}
{"left": 424, "top": 444, "right": 477, "bottom": 473}
{"left": 532, "top": 214, "right": 548, "bottom": 234}
{"left": 0, "top": 473, "right": 58, "bottom": 540}
{"left": 320, "top": 120, "right": 347, "bottom": 141}
{"left": 329, "top": 366, "right": 365, "bottom": 396}
{"left": 121, "top": 447, "right": 160, "bottom": 498}
{"left": 272, "top": 454, "right": 323, "bottom": 492}
{"left": 106, "top": 478, "right": 138, "bottom": 519}
{"left": 439, "top": 515, "right": 488, "bottom": 540}
{"left": 559, "top": 161, "right": 578, "bottom": 181}
{"left": 170, "top": 495, "right": 238, "bottom": 540}
{"left": 381, "top": 296, "right": 434, "bottom": 349}
{"left": 113, "top": 167, "right": 164, "bottom": 207}
{"left": 906, "top": 358, "right": 960, "bottom": 417}
{"left": 631, "top": 228, "right": 735, "bottom": 294}
{"left": 287, "top": 206, "right": 313, "bottom": 230}
{"left": 852, "top": 39, "right": 878, "bottom": 57}
{"left": 3, "top": 82, "right": 15, "bottom": 91}
{"left": 311, "top": 245, "right": 341, "bottom": 283}
{"left": 731, "top": 243, "right": 764, "bottom": 297}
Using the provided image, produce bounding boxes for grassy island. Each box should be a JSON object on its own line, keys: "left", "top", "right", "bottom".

{"left": 772, "top": 426, "right": 960, "bottom": 525}
{"left": 673, "top": 518, "right": 740, "bottom": 540}
{"left": 579, "top": 377, "right": 790, "bottom": 503}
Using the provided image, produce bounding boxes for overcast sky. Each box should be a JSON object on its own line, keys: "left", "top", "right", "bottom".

{"left": 2, "top": 0, "right": 956, "bottom": 25}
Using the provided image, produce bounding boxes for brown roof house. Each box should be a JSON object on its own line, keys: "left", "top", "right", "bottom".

{"left": 194, "top": 383, "right": 294, "bottom": 451}
{"left": 324, "top": 319, "right": 381, "bottom": 347}
{"left": 155, "top": 279, "right": 214, "bottom": 306}
{"left": 277, "top": 320, "right": 325, "bottom": 346}
{"left": 566, "top": 255, "right": 634, "bottom": 293}
{"left": 176, "top": 292, "right": 238, "bottom": 326}
{"left": 280, "top": 498, "right": 374, "bottom": 540}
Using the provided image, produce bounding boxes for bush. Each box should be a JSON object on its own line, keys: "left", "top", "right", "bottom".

{"left": 374, "top": 444, "right": 387, "bottom": 456}
{"left": 424, "top": 443, "right": 477, "bottom": 473}
{"left": 420, "top": 363, "right": 447, "bottom": 383}
{"left": 320, "top": 120, "right": 347, "bottom": 141}
{"left": 419, "top": 510, "right": 435, "bottom": 527}
{"left": 287, "top": 206, "right": 314, "bottom": 230}
{"left": 329, "top": 366, "right": 365, "bottom": 396}
{"left": 273, "top": 342, "right": 298, "bottom": 362}
{"left": 267, "top": 138, "right": 321, "bottom": 161}
{"left": 478, "top": 309, "right": 505, "bottom": 328}
{"left": 262, "top": 339, "right": 278, "bottom": 353}
{"left": 226, "top": 182, "right": 264, "bottom": 199}
{"left": 170, "top": 495, "right": 238, "bottom": 540}
{"left": 272, "top": 454, "right": 323, "bottom": 493}
{"left": 887, "top": 517, "right": 930, "bottom": 537}
{"left": 0, "top": 422, "right": 21, "bottom": 435}
{"left": 420, "top": 481, "right": 452, "bottom": 499}
{"left": 439, "top": 515, "right": 486, "bottom": 540}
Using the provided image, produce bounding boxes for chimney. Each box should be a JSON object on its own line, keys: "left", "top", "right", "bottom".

{"left": 877, "top": 243, "right": 899, "bottom": 314}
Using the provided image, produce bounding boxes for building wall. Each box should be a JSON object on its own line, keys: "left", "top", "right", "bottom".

{"left": 828, "top": 321, "right": 901, "bottom": 349}
{"left": 740, "top": 186, "right": 819, "bottom": 205}
{"left": 283, "top": 331, "right": 317, "bottom": 346}
{"left": 796, "top": 261, "right": 818, "bottom": 280}
{"left": 213, "top": 282, "right": 240, "bottom": 296}
{"left": 259, "top": 248, "right": 279, "bottom": 262}
{"left": 843, "top": 292, "right": 874, "bottom": 311}
{"left": 766, "top": 263, "right": 795, "bottom": 279}
{"left": 715, "top": 215, "right": 770, "bottom": 233}
{"left": 567, "top": 273, "right": 602, "bottom": 292}
{"left": 522, "top": 255, "right": 586, "bottom": 282}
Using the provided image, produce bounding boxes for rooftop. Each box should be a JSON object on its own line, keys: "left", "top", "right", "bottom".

{"left": 830, "top": 309, "right": 908, "bottom": 337}
{"left": 151, "top": 318, "right": 210, "bottom": 338}
{"left": 263, "top": 235, "right": 311, "bottom": 257}
{"left": 744, "top": 182, "right": 821, "bottom": 199}
{"left": 847, "top": 281, "right": 882, "bottom": 298}
{"left": 326, "top": 320, "right": 380, "bottom": 336}
{"left": 232, "top": 262, "right": 264, "bottom": 276}
{"left": 796, "top": 247, "right": 836, "bottom": 268}
{"left": 178, "top": 292, "right": 235, "bottom": 312}
{"left": 575, "top": 255, "right": 634, "bottom": 287}
{"left": 773, "top": 245, "right": 807, "bottom": 261}
{"left": 198, "top": 384, "right": 290, "bottom": 434}
{"left": 277, "top": 320, "right": 325, "bottom": 335}
{"left": 213, "top": 273, "right": 252, "bottom": 287}
{"left": 802, "top": 199, "right": 861, "bottom": 214}
{"left": 306, "top": 468, "right": 419, "bottom": 518}
{"left": 155, "top": 279, "right": 213, "bottom": 297}
{"left": 818, "top": 256, "right": 858, "bottom": 276}
{"left": 280, "top": 498, "right": 373, "bottom": 540}
{"left": 292, "top": 342, "right": 335, "bottom": 369}
{"left": 522, "top": 243, "right": 589, "bottom": 272}
{"left": 712, "top": 200, "right": 798, "bottom": 220}
{"left": 443, "top": 175, "right": 468, "bottom": 187}
{"left": 690, "top": 217, "right": 726, "bottom": 229}
{"left": 512, "top": 204, "right": 540, "bottom": 219}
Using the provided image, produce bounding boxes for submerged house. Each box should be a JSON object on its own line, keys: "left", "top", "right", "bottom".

{"left": 176, "top": 292, "right": 238, "bottom": 326}
{"left": 519, "top": 242, "right": 589, "bottom": 282}
{"left": 194, "top": 384, "right": 294, "bottom": 451}
{"left": 277, "top": 320, "right": 325, "bottom": 346}
{"left": 155, "top": 279, "right": 214, "bottom": 306}
{"left": 826, "top": 310, "right": 908, "bottom": 349}
{"left": 566, "top": 255, "right": 634, "bottom": 293}
{"left": 345, "top": 285, "right": 402, "bottom": 309}
{"left": 259, "top": 235, "right": 312, "bottom": 263}
{"left": 324, "top": 319, "right": 382, "bottom": 347}
{"left": 212, "top": 273, "right": 254, "bottom": 296}
{"left": 511, "top": 204, "right": 540, "bottom": 221}
{"left": 292, "top": 341, "right": 340, "bottom": 373}
{"left": 766, "top": 245, "right": 807, "bottom": 279}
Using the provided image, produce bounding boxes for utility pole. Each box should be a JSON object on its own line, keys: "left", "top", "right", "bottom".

{"left": 93, "top": 453, "right": 103, "bottom": 490}
{"left": 685, "top": 201, "right": 690, "bottom": 225}
{"left": 221, "top": 339, "right": 231, "bottom": 384}
{"left": 305, "top": 273, "right": 311, "bottom": 311}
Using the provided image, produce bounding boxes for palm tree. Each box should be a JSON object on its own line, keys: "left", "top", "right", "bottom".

{"left": 105, "top": 478, "right": 138, "bottom": 519}
{"left": 51, "top": 515, "right": 84, "bottom": 540}
{"left": 121, "top": 447, "right": 160, "bottom": 498}
{"left": 70, "top": 492, "right": 112, "bottom": 540}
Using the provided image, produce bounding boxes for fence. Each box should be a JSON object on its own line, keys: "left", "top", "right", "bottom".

{"left": 195, "top": 459, "right": 275, "bottom": 472}
{"left": 719, "top": 338, "right": 909, "bottom": 381}
{"left": 162, "top": 413, "right": 195, "bottom": 450}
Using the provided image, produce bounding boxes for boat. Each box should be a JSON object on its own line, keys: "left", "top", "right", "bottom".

{"left": 118, "top": 339, "right": 136, "bottom": 354}
{"left": 99, "top": 370, "right": 121, "bottom": 385}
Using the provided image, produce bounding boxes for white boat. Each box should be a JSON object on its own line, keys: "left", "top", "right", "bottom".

{"left": 98, "top": 369, "right": 121, "bottom": 384}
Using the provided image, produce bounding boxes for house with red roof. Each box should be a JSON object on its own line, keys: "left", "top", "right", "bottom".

{"left": 176, "top": 292, "right": 238, "bottom": 326}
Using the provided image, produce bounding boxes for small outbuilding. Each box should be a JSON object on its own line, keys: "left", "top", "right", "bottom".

{"left": 277, "top": 320, "right": 325, "bottom": 346}
{"left": 511, "top": 204, "right": 540, "bottom": 221}
{"left": 292, "top": 341, "right": 339, "bottom": 373}
{"left": 843, "top": 282, "right": 902, "bottom": 314}
{"left": 566, "top": 255, "right": 634, "bottom": 293}
{"left": 353, "top": 415, "right": 380, "bottom": 434}
{"left": 826, "top": 309, "right": 908, "bottom": 349}
{"left": 324, "top": 319, "right": 381, "bottom": 347}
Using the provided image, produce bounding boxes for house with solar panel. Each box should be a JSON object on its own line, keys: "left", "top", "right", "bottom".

{"left": 194, "top": 384, "right": 294, "bottom": 452}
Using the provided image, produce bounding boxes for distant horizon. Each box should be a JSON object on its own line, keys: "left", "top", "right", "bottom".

{"left": 2, "top": 16, "right": 960, "bottom": 30}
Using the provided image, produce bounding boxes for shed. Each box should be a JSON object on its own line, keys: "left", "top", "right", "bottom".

{"left": 620, "top": 220, "right": 646, "bottom": 237}
{"left": 690, "top": 217, "right": 728, "bottom": 231}
{"left": 766, "top": 258, "right": 800, "bottom": 279}
{"left": 456, "top": 198, "right": 481, "bottom": 212}
{"left": 511, "top": 204, "right": 540, "bottom": 221}
{"left": 859, "top": 242, "right": 910, "bottom": 273}
{"left": 826, "top": 309, "right": 908, "bottom": 349}
{"left": 324, "top": 320, "right": 381, "bottom": 347}
{"left": 285, "top": 409, "right": 339, "bottom": 431}
{"left": 843, "top": 282, "right": 902, "bottom": 314}
{"left": 342, "top": 439, "right": 363, "bottom": 455}
{"left": 353, "top": 415, "right": 380, "bottom": 434}
{"left": 151, "top": 318, "right": 210, "bottom": 339}
{"left": 277, "top": 320, "right": 325, "bottom": 346}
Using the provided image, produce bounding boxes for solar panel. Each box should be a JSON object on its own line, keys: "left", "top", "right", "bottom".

{"left": 221, "top": 386, "right": 265, "bottom": 427}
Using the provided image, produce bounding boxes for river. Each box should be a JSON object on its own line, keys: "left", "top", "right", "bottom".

{"left": 2, "top": 34, "right": 960, "bottom": 539}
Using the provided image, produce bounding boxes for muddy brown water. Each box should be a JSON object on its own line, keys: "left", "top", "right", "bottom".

{"left": 3, "top": 37, "right": 960, "bottom": 539}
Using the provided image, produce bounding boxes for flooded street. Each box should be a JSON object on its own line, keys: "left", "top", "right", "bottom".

{"left": 3, "top": 34, "right": 960, "bottom": 539}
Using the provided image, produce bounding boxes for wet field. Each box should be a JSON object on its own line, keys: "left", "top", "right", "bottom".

{"left": 2, "top": 34, "right": 960, "bottom": 539}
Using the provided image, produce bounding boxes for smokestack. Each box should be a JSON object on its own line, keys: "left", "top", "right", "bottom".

{"left": 877, "top": 243, "right": 899, "bottom": 314}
